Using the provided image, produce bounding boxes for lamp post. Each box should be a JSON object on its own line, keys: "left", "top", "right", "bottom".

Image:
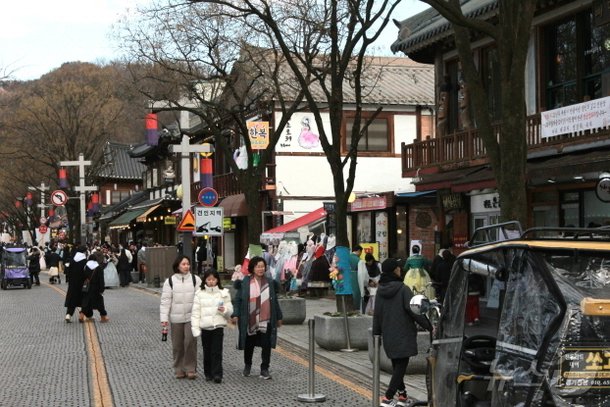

{"left": 59, "top": 153, "right": 97, "bottom": 245}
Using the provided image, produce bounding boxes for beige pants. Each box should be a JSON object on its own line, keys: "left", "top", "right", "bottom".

{"left": 170, "top": 321, "right": 197, "bottom": 375}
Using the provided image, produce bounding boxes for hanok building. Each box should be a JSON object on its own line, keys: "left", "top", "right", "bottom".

{"left": 392, "top": 0, "right": 610, "bottom": 253}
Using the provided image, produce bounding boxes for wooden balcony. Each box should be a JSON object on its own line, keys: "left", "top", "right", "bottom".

{"left": 401, "top": 113, "right": 610, "bottom": 176}
{"left": 212, "top": 163, "right": 276, "bottom": 198}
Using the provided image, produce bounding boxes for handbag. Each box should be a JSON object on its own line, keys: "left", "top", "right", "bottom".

{"left": 82, "top": 269, "right": 96, "bottom": 293}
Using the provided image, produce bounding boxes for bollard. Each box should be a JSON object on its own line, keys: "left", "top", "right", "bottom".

{"left": 297, "top": 319, "right": 326, "bottom": 403}
{"left": 340, "top": 295, "right": 357, "bottom": 352}
{"left": 372, "top": 334, "right": 381, "bottom": 407}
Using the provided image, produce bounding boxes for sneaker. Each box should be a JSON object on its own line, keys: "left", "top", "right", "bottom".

{"left": 78, "top": 312, "right": 86, "bottom": 323}
{"left": 242, "top": 365, "right": 251, "bottom": 377}
{"left": 65, "top": 314, "right": 72, "bottom": 323}
{"left": 396, "top": 391, "right": 408, "bottom": 406}
{"left": 100, "top": 316, "right": 110, "bottom": 323}
{"left": 175, "top": 372, "right": 186, "bottom": 379}
{"left": 380, "top": 397, "right": 397, "bottom": 407}
{"left": 259, "top": 369, "right": 271, "bottom": 380}
{"left": 186, "top": 372, "right": 197, "bottom": 380}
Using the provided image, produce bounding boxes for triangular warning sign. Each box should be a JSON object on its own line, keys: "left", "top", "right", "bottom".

{"left": 176, "top": 209, "right": 196, "bottom": 232}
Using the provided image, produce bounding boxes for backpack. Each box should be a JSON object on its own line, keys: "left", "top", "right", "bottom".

{"left": 168, "top": 273, "right": 197, "bottom": 289}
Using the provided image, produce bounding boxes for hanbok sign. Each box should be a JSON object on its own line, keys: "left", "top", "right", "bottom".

{"left": 247, "top": 121, "right": 269, "bottom": 150}
{"left": 541, "top": 96, "right": 610, "bottom": 139}
{"left": 275, "top": 112, "right": 331, "bottom": 153}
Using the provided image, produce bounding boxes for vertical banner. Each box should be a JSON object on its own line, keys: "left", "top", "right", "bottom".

{"left": 247, "top": 121, "right": 270, "bottom": 150}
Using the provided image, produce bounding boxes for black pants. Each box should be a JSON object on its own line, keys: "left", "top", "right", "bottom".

{"left": 201, "top": 328, "right": 224, "bottom": 379}
{"left": 244, "top": 332, "right": 271, "bottom": 371}
{"left": 386, "top": 357, "right": 409, "bottom": 399}
{"left": 82, "top": 295, "right": 107, "bottom": 318}
{"left": 29, "top": 272, "right": 40, "bottom": 285}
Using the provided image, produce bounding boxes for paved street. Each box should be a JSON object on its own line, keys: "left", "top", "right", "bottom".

{"left": 0, "top": 271, "right": 427, "bottom": 407}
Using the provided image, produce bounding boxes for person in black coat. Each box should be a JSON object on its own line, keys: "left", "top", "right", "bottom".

{"left": 373, "top": 258, "right": 432, "bottom": 407}
{"left": 28, "top": 247, "right": 41, "bottom": 286}
{"left": 64, "top": 246, "right": 88, "bottom": 323}
{"left": 80, "top": 251, "right": 109, "bottom": 323}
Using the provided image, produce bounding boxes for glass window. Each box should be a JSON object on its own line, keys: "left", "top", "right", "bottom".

{"left": 345, "top": 115, "right": 391, "bottom": 152}
{"left": 584, "top": 190, "right": 610, "bottom": 227}
{"left": 357, "top": 212, "right": 372, "bottom": 243}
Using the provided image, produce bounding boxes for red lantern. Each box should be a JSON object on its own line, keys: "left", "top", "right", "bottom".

{"left": 48, "top": 208, "right": 55, "bottom": 217}
{"left": 58, "top": 168, "right": 69, "bottom": 188}
{"left": 15, "top": 200, "right": 22, "bottom": 208}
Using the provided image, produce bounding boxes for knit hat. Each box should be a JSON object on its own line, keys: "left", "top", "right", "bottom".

{"left": 381, "top": 258, "right": 402, "bottom": 274}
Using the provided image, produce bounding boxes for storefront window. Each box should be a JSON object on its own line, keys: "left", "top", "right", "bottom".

{"left": 357, "top": 212, "right": 372, "bottom": 243}
{"left": 584, "top": 190, "right": 610, "bottom": 227}
{"left": 396, "top": 206, "right": 408, "bottom": 259}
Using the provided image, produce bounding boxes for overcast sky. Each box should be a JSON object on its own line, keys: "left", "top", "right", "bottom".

{"left": 1, "top": 0, "right": 429, "bottom": 81}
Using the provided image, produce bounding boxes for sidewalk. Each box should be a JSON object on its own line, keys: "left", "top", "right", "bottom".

{"left": 135, "top": 282, "right": 427, "bottom": 401}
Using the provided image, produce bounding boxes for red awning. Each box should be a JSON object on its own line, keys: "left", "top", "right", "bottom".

{"left": 264, "top": 207, "right": 327, "bottom": 234}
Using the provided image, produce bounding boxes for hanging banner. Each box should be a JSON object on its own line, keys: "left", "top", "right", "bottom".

{"left": 247, "top": 121, "right": 270, "bottom": 150}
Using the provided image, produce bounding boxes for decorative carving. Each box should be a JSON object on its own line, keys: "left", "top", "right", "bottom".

{"left": 458, "top": 77, "right": 473, "bottom": 130}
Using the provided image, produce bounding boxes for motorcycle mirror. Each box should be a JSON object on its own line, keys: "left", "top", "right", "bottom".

{"left": 410, "top": 294, "right": 430, "bottom": 315}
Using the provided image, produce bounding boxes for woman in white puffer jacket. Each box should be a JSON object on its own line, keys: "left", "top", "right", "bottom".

{"left": 160, "top": 255, "right": 202, "bottom": 380}
{"left": 191, "top": 269, "right": 233, "bottom": 383}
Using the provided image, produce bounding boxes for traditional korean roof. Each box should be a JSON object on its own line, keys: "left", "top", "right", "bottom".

{"left": 97, "top": 141, "right": 147, "bottom": 180}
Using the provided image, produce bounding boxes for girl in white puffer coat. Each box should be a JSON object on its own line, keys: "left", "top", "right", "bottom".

{"left": 191, "top": 269, "right": 233, "bottom": 383}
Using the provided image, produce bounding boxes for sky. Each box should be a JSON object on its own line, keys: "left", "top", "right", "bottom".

{"left": 0, "top": 0, "right": 430, "bottom": 81}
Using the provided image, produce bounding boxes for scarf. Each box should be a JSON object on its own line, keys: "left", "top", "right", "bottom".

{"left": 248, "top": 276, "right": 271, "bottom": 335}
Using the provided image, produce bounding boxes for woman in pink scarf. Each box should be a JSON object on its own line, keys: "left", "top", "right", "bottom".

{"left": 231, "top": 256, "right": 283, "bottom": 379}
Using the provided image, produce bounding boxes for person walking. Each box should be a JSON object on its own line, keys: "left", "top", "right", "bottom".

{"left": 349, "top": 244, "right": 363, "bottom": 311}
{"left": 191, "top": 269, "right": 233, "bottom": 383}
{"left": 357, "top": 253, "right": 381, "bottom": 314}
{"left": 160, "top": 255, "right": 202, "bottom": 379}
{"left": 80, "top": 251, "right": 110, "bottom": 323}
{"left": 137, "top": 242, "right": 147, "bottom": 283}
{"left": 374, "top": 258, "right": 432, "bottom": 407}
{"left": 46, "top": 245, "right": 62, "bottom": 284}
{"left": 64, "top": 246, "right": 88, "bottom": 323}
{"left": 231, "top": 256, "right": 283, "bottom": 380}
{"left": 28, "top": 246, "right": 41, "bottom": 286}
{"left": 116, "top": 243, "right": 133, "bottom": 287}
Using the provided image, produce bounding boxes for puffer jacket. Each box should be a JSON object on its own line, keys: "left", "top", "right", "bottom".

{"left": 191, "top": 285, "right": 233, "bottom": 337}
{"left": 160, "top": 272, "right": 202, "bottom": 324}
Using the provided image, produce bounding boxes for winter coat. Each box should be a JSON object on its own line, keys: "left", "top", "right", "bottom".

{"left": 191, "top": 285, "right": 233, "bottom": 337}
{"left": 80, "top": 260, "right": 106, "bottom": 310}
{"left": 373, "top": 272, "right": 431, "bottom": 359}
{"left": 160, "top": 272, "right": 202, "bottom": 324}
{"left": 28, "top": 252, "right": 41, "bottom": 274}
{"left": 116, "top": 248, "right": 132, "bottom": 272}
{"left": 232, "top": 276, "right": 283, "bottom": 350}
{"left": 64, "top": 252, "right": 87, "bottom": 308}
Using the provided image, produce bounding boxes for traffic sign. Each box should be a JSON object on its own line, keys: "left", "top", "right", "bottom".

{"left": 197, "top": 187, "right": 219, "bottom": 207}
{"left": 176, "top": 209, "right": 196, "bottom": 232}
{"left": 51, "top": 190, "right": 68, "bottom": 206}
{"left": 194, "top": 206, "right": 224, "bottom": 236}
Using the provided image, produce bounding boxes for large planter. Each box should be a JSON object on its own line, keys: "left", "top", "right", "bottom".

{"left": 314, "top": 314, "right": 372, "bottom": 350}
{"left": 278, "top": 297, "right": 306, "bottom": 325}
{"left": 367, "top": 328, "right": 429, "bottom": 374}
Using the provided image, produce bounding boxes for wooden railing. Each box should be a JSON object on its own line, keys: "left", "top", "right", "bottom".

{"left": 212, "top": 163, "right": 276, "bottom": 198}
{"left": 401, "top": 113, "right": 610, "bottom": 175}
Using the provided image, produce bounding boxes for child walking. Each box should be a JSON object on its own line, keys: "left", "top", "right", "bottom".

{"left": 191, "top": 269, "right": 233, "bottom": 383}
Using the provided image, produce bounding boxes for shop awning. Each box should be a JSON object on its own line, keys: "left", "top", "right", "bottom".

{"left": 396, "top": 190, "right": 436, "bottom": 198}
{"left": 108, "top": 207, "right": 148, "bottom": 230}
{"left": 219, "top": 194, "right": 248, "bottom": 217}
{"left": 263, "top": 207, "right": 327, "bottom": 234}
{"left": 136, "top": 204, "right": 161, "bottom": 223}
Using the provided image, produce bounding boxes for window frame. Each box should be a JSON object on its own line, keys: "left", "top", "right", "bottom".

{"left": 341, "top": 111, "right": 394, "bottom": 155}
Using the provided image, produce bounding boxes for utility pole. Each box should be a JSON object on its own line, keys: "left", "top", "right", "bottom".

{"left": 59, "top": 153, "right": 97, "bottom": 245}
{"left": 169, "top": 135, "right": 212, "bottom": 264}
{"left": 29, "top": 181, "right": 49, "bottom": 219}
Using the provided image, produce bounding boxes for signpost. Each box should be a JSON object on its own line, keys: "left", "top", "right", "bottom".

{"left": 194, "top": 206, "right": 224, "bottom": 236}
{"left": 197, "top": 187, "right": 219, "bottom": 207}
{"left": 51, "top": 190, "right": 68, "bottom": 206}
{"left": 169, "top": 135, "right": 213, "bottom": 261}
{"left": 59, "top": 153, "right": 97, "bottom": 245}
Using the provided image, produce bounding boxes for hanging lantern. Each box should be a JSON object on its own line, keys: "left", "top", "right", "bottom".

{"left": 91, "top": 192, "right": 100, "bottom": 213}
{"left": 48, "top": 207, "right": 55, "bottom": 218}
{"left": 15, "top": 199, "right": 22, "bottom": 208}
{"left": 58, "top": 168, "right": 69, "bottom": 188}
{"left": 25, "top": 192, "right": 33, "bottom": 207}
{"left": 252, "top": 151, "right": 260, "bottom": 167}
{"left": 145, "top": 113, "right": 159, "bottom": 146}
{"left": 200, "top": 155, "right": 213, "bottom": 189}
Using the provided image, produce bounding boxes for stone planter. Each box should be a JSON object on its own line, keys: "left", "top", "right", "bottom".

{"left": 277, "top": 297, "right": 306, "bottom": 325}
{"left": 367, "top": 328, "right": 430, "bottom": 374}
{"left": 314, "top": 314, "right": 372, "bottom": 351}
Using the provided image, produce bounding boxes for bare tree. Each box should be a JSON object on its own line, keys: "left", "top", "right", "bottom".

{"left": 412, "top": 0, "right": 535, "bottom": 225}
{"left": 178, "top": 0, "right": 403, "bottom": 282}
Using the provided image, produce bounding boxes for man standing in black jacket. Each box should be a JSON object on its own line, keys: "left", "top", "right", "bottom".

{"left": 373, "top": 258, "right": 432, "bottom": 407}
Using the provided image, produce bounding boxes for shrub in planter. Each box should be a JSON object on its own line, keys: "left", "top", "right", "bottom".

{"left": 314, "top": 313, "right": 372, "bottom": 351}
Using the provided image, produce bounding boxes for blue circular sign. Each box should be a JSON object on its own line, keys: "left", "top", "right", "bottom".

{"left": 198, "top": 187, "right": 219, "bottom": 207}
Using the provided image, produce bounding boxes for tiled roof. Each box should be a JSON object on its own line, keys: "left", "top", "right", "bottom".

{"left": 97, "top": 142, "right": 147, "bottom": 180}
{"left": 391, "top": 0, "right": 498, "bottom": 55}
